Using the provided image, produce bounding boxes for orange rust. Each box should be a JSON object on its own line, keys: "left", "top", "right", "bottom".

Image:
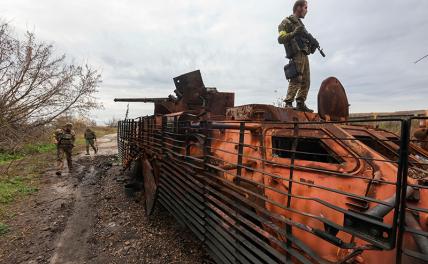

{"left": 117, "top": 72, "right": 428, "bottom": 263}
{"left": 206, "top": 118, "right": 427, "bottom": 263}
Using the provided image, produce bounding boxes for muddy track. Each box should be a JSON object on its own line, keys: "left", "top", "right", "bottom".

{"left": 0, "top": 134, "right": 210, "bottom": 264}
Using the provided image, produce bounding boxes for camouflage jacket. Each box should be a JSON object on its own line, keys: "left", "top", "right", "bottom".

{"left": 58, "top": 130, "right": 76, "bottom": 146}
{"left": 84, "top": 130, "right": 96, "bottom": 140}
{"left": 278, "top": 15, "right": 312, "bottom": 58}
{"left": 278, "top": 15, "right": 304, "bottom": 44}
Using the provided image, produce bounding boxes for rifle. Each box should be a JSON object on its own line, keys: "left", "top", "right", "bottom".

{"left": 306, "top": 32, "right": 326, "bottom": 57}
{"left": 295, "top": 28, "right": 326, "bottom": 57}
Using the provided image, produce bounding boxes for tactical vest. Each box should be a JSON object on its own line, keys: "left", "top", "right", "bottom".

{"left": 59, "top": 132, "right": 74, "bottom": 146}
{"left": 85, "top": 131, "right": 95, "bottom": 140}
{"left": 280, "top": 15, "right": 310, "bottom": 59}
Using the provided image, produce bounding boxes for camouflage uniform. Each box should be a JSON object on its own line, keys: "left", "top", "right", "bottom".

{"left": 55, "top": 126, "right": 75, "bottom": 172}
{"left": 84, "top": 128, "right": 97, "bottom": 155}
{"left": 278, "top": 15, "right": 311, "bottom": 106}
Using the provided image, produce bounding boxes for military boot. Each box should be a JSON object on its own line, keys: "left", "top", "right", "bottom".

{"left": 284, "top": 101, "right": 293, "bottom": 108}
{"left": 296, "top": 101, "right": 314, "bottom": 113}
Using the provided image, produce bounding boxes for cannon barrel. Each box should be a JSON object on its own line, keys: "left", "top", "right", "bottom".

{"left": 366, "top": 186, "right": 415, "bottom": 218}
{"left": 114, "top": 97, "right": 170, "bottom": 103}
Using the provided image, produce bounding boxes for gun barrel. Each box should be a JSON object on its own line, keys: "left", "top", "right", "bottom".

{"left": 318, "top": 48, "right": 326, "bottom": 57}
{"left": 114, "top": 98, "right": 170, "bottom": 103}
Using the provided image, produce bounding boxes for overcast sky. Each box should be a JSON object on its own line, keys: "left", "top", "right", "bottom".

{"left": 2, "top": 0, "right": 428, "bottom": 123}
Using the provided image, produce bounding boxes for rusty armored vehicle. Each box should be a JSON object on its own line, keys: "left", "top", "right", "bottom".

{"left": 116, "top": 70, "right": 428, "bottom": 264}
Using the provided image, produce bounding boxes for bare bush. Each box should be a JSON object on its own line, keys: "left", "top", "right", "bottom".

{"left": 0, "top": 22, "right": 102, "bottom": 150}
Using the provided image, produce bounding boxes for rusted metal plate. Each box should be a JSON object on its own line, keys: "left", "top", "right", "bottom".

{"left": 115, "top": 70, "right": 234, "bottom": 118}
{"left": 226, "top": 104, "right": 319, "bottom": 122}
{"left": 317, "top": 77, "right": 349, "bottom": 121}
{"left": 143, "top": 159, "right": 157, "bottom": 216}
{"left": 173, "top": 70, "right": 205, "bottom": 103}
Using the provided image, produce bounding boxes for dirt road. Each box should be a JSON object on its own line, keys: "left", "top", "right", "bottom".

{"left": 0, "top": 134, "right": 210, "bottom": 264}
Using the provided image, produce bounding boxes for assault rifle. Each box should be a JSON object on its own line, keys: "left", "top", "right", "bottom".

{"left": 295, "top": 28, "right": 326, "bottom": 57}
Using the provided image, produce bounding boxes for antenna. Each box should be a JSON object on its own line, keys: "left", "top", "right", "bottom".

{"left": 124, "top": 103, "right": 129, "bottom": 119}
{"left": 414, "top": 54, "right": 428, "bottom": 64}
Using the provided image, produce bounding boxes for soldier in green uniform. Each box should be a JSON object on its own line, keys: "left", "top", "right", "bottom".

{"left": 277, "top": 0, "right": 314, "bottom": 112}
{"left": 84, "top": 128, "right": 98, "bottom": 155}
{"left": 54, "top": 123, "right": 75, "bottom": 175}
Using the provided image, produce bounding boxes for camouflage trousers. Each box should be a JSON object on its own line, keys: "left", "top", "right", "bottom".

{"left": 85, "top": 139, "right": 97, "bottom": 154}
{"left": 57, "top": 145, "right": 73, "bottom": 171}
{"left": 285, "top": 52, "right": 310, "bottom": 103}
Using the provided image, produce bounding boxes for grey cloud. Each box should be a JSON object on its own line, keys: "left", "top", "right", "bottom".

{"left": 1, "top": 0, "right": 428, "bottom": 122}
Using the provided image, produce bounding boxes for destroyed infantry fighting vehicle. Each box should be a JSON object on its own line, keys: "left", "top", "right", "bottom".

{"left": 116, "top": 70, "right": 428, "bottom": 264}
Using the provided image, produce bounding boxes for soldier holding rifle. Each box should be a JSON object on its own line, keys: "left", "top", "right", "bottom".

{"left": 278, "top": 0, "right": 325, "bottom": 112}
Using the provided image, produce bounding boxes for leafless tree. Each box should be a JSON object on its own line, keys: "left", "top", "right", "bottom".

{"left": 0, "top": 22, "right": 102, "bottom": 150}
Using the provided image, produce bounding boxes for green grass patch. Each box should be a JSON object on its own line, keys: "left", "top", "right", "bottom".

{"left": 0, "top": 143, "right": 55, "bottom": 165}
{"left": 0, "top": 177, "right": 38, "bottom": 204}
{"left": 0, "top": 222, "right": 9, "bottom": 235}
{"left": 23, "top": 143, "right": 56, "bottom": 154}
{"left": 0, "top": 153, "right": 24, "bottom": 165}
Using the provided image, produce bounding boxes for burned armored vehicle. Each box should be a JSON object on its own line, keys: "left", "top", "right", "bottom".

{"left": 116, "top": 70, "right": 428, "bottom": 264}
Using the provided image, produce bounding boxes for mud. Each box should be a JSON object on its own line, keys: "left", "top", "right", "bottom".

{"left": 0, "top": 134, "right": 210, "bottom": 264}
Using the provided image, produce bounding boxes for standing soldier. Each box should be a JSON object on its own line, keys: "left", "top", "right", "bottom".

{"left": 278, "top": 0, "right": 322, "bottom": 112}
{"left": 54, "top": 123, "right": 75, "bottom": 175}
{"left": 84, "top": 128, "right": 98, "bottom": 155}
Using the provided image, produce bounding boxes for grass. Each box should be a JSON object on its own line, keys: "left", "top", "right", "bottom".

{"left": 0, "top": 143, "right": 56, "bottom": 165}
{"left": 0, "top": 222, "right": 8, "bottom": 236}
{"left": 23, "top": 143, "right": 56, "bottom": 154}
{"left": 0, "top": 177, "right": 38, "bottom": 204}
{"left": 0, "top": 153, "right": 24, "bottom": 165}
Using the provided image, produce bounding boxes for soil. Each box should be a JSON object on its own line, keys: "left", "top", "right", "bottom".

{"left": 0, "top": 134, "right": 211, "bottom": 264}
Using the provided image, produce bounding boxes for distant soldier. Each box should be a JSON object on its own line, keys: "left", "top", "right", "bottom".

{"left": 84, "top": 128, "right": 98, "bottom": 155}
{"left": 54, "top": 123, "right": 75, "bottom": 175}
{"left": 278, "top": 0, "right": 320, "bottom": 112}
